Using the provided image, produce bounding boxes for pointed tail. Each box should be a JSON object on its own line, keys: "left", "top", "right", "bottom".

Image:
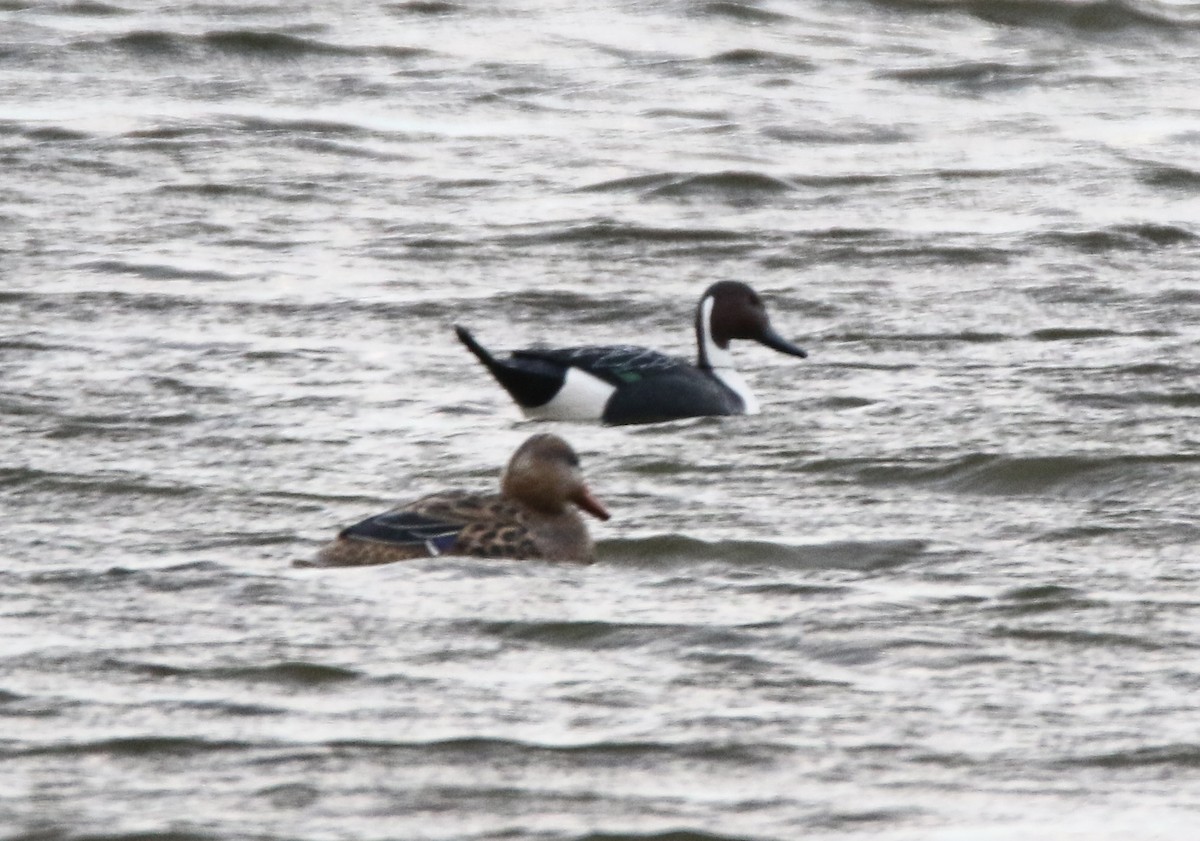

{"left": 455, "top": 325, "right": 499, "bottom": 370}
{"left": 453, "top": 325, "right": 562, "bottom": 409}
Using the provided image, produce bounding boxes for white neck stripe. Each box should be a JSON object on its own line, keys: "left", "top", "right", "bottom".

{"left": 700, "top": 296, "right": 735, "bottom": 370}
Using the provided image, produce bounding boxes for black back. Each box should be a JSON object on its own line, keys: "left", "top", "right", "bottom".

{"left": 514, "top": 345, "right": 690, "bottom": 387}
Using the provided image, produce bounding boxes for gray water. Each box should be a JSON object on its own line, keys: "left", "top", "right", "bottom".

{"left": 3, "top": 1, "right": 1200, "bottom": 839}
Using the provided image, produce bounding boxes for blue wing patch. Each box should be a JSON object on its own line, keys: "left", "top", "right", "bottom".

{"left": 340, "top": 510, "right": 462, "bottom": 553}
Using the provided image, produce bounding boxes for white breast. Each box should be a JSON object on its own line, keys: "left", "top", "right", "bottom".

{"left": 523, "top": 367, "right": 616, "bottom": 421}
{"left": 713, "top": 367, "right": 759, "bottom": 414}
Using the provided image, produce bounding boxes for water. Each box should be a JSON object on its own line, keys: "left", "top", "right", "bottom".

{"left": 3, "top": 0, "right": 1200, "bottom": 838}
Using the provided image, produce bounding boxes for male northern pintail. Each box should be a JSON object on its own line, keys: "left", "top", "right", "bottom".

{"left": 455, "top": 281, "right": 807, "bottom": 425}
{"left": 308, "top": 434, "right": 610, "bottom": 567}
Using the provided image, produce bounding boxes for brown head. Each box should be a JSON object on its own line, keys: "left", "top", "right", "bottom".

{"left": 696, "top": 280, "right": 808, "bottom": 363}
{"left": 500, "top": 433, "right": 611, "bottom": 521}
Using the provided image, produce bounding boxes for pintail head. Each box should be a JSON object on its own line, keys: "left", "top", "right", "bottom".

{"left": 501, "top": 433, "right": 611, "bottom": 521}
{"left": 695, "top": 280, "right": 807, "bottom": 369}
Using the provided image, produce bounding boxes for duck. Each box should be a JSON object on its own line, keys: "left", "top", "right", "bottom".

{"left": 455, "top": 281, "right": 807, "bottom": 426}
{"left": 307, "top": 433, "right": 610, "bottom": 567}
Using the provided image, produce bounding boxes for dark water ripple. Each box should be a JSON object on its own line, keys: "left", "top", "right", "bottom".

{"left": 882, "top": 60, "right": 1058, "bottom": 90}
{"left": 811, "top": 452, "right": 1200, "bottom": 495}
{"left": 874, "top": 0, "right": 1200, "bottom": 31}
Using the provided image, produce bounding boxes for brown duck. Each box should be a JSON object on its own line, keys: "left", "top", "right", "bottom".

{"left": 309, "top": 434, "right": 610, "bottom": 567}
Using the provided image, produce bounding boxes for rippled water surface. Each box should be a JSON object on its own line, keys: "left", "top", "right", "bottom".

{"left": 3, "top": 1, "right": 1200, "bottom": 839}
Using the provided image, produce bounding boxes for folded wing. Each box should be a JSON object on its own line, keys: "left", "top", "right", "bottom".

{"left": 514, "top": 345, "right": 687, "bottom": 385}
{"left": 338, "top": 509, "right": 463, "bottom": 555}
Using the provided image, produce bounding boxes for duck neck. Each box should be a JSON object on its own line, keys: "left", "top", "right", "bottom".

{"left": 695, "top": 295, "right": 759, "bottom": 414}
{"left": 696, "top": 296, "right": 735, "bottom": 371}
{"left": 531, "top": 509, "right": 594, "bottom": 563}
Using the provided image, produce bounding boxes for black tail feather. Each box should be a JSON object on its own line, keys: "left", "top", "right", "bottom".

{"left": 454, "top": 324, "right": 496, "bottom": 367}
{"left": 453, "top": 325, "right": 563, "bottom": 409}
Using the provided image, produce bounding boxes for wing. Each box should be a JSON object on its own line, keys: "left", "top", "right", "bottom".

{"left": 316, "top": 492, "right": 542, "bottom": 565}
{"left": 513, "top": 345, "right": 689, "bottom": 386}
{"left": 338, "top": 509, "right": 463, "bottom": 555}
{"left": 405, "top": 493, "right": 542, "bottom": 559}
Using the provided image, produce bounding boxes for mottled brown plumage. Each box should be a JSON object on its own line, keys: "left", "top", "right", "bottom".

{"left": 307, "top": 434, "right": 610, "bottom": 567}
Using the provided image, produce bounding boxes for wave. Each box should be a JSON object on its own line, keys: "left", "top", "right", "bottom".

{"left": 571, "top": 831, "right": 768, "bottom": 841}
{"left": 204, "top": 30, "right": 360, "bottom": 57}
{"left": 106, "top": 30, "right": 186, "bottom": 55}
{"left": 90, "top": 29, "right": 431, "bottom": 61}
{"left": 0, "top": 339, "right": 77, "bottom": 354}
{"left": 985, "top": 584, "right": 1102, "bottom": 616}
{"left": 697, "top": 2, "right": 796, "bottom": 23}
{"left": 494, "top": 220, "right": 755, "bottom": 251}
{"left": 667, "top": 172, "right": 796, "bottom": 195}
{"left": 872, "top": 0, "right": 1200, "bottom": 32}
{"left": 1033, "top": 524, "right": 1130, "bottom": 542}
{"left": 13, "top": 287, "right": 456, "bottom": 325}
{"left": 167, "top": 699, "right": 285, "bottom": 717}
{"left": 882, "top": 60, "right": 1055, "bottom": 90}
{"left": 1036, "top": 223, "right": 1196, "bottom": 251}
{"left": 707, "top": 48, "right": 814, "bottom": 72}
{"left": 233, "top": 115, "right": 371, "bottom": 135}
{"left": 58, "top": 1, "right": 130, "bottom": 15}
{"left": 1054, "top": 744, "right": 1200, "bottom": 769}
{"left": 578, "top": 171, "right": 883, "bottom": 199}
{"left": 647, "top": 171, "right": 797, "bottom": 201}
{"left": 5, "top": 832, "right": 218, "bottom": 841}
{"left": 991, "top": 626, "right": 1164, "bottom": 650}
{"left": 10, "top": 736, "right": 255, "bottom": 758}
{"left": 601, "top": 535, "right": 928, "bottom": 570}
{"left": 321, "top": 735, "right": 786, "bottom": 765}
{"left": 45, "top": 412, "right": 199, "bottom": 441}
{"left": 385, "top": 1, "right": 463, "bottom": 15}
{"left": 79, "top": 259, "right": 239, "bottom": 282}
{"left": 3, "top": 731, "right": 782, "bottom": 768}
{"left": 642, "top": 107, "right": 733, "bottom": 122}
{"left": 1, "top": 466, "right": 202, "bottom": 498}
{"left": 17, "top": 124, "right": 92, "bottom": 142}
{"left": 814, "top": 395, "right": 877, "bottom": 410}
{"left": 832, "top": 329, "right": 1009, "bottom": 343}
{"left": 1136, "top": 161, "right": 1200, "bottom": 190}
{"left": 109, "top": 658, "right": 362, "bottom": 685}
{"left": 457, "top": 618, "right": 720, "bottom": 649}
{"left": 1057, "top": 391, "right": 1200, "bottom": 409}
{"left": 120, "top": 115, "right": 388, "bottom": 154}
{"left": 1157, "top": 288, "right": 1200, "bottom": 306}
{"left": 19, "top": 562, "right": 235, "bottom": 594}
{"left": 154, "top": 179, "right": 325, "bottom": 204}
{"left": 762, "top": 125, "right": 911, "bottom": 145}
{"left": 810, "top": 242, "right": 1013, "bottom": 265}
{"left": 1114, "top": 362, "right": 1194, "bottom": 376}
{"left": 803, "top": 453, "right": 1200, "bottom": 496}
{"left": 577, "top": 173, "right": 687, "bottom": 193}
{"left": 1029, "top": 327, "right": 1127, "bottom": 341}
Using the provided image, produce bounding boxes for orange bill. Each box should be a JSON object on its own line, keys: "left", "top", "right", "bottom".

{"left": 574, "top": 485, "right": 611, "bottom": 521}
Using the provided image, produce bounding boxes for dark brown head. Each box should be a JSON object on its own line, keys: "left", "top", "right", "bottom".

{"left": 696, "top": 280, "right": 808, "bottom": 360}
{"left": 501, "top": 433, "right": 611, "bottom": 521}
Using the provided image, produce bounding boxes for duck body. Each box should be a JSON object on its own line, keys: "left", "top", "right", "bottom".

{"left": 308, "top": 434, "right": 609, "bottom": 567}
{"left": 311, "top": 490, "right": 585, "bottom": 566}
{"left": 456, "top": 281, "right": 806, "bottom": 426}
{"left": 489, "top": 343, "right": 747, "bottom": 425}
